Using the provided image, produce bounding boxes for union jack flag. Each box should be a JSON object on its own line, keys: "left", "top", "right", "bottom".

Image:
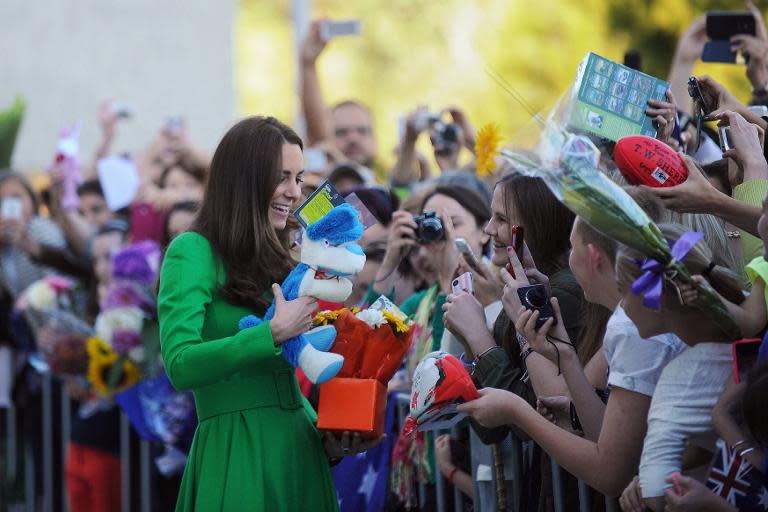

{"left": 706, "top": 439, "right": 768, "bottom": 510}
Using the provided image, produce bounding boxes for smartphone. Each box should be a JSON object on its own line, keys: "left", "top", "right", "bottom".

{"left": 320, "top": 19, "right": 361, "bottom": 40}
{"left": 111, "top": 101, "right": 133, "bottom": 119}
{"left": 130, "top": 202, "right": 167, "bottom": 244}
{"left": 505, "top": 225, "right": 525, "bottom": 278}
{"left": 718, "top": 126, "right": 732, "bottom": 152}
{"left": 702, "top": 41, "right": 743, "bottom": 64}
{"left": 517, "top": 284, "right": 556, "bottom": 328}
{"left": 706, "top": 12, "right": 755, "bottom": 40}
{"left": 304, "top": 148, "right": 328, "bottom": 173}
{"left": 732, "top": 338, "right": 761, "bottom": 383}
{"left": 455, "top": 238, "right": 482, "bottom": 273}
{"left": 165, "top": 116, "right": 184, "bottom": 133}
{"left": 703, "top": 12, "right": 755, "bottom": 64}
{"left": 687, "top": 77, "right": 712, "bottom": 114}
{"left": 451, "top": 271, "right": 474, "bottom": 295}
{"left": 1, "top": 197, "right": 23, "bottom": 219}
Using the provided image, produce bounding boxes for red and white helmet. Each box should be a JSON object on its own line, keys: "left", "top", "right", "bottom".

{"left": 404, "top": 351, "right": 479, "bottom": 435}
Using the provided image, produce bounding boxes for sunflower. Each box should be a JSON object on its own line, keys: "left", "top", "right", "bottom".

{"left": 475, "top": 123, "right": 503, "bottom": 177}
{"left": 86, "top": 337, "right": 140, "bottom": 397}
{"left": 382, "top": 309, "right": 409, "bottom": 335}
{"left": 313, "top": 307, "right": 358, "bottom": 326}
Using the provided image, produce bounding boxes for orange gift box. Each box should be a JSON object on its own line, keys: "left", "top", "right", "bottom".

{"left": 317, "top": 378, "right": 387, "bottom": 439}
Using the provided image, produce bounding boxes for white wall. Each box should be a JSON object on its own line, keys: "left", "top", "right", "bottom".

{"left": 0, "top": 0, "right": 236, "bottom": 171}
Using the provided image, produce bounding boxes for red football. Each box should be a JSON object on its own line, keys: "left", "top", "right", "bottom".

{"left": 614, "top": 135, "right": 688, "bottom": 188}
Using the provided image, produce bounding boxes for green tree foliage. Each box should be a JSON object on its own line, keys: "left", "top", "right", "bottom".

{"left": 237, "top": 0, "right": 764, "bottom": 169}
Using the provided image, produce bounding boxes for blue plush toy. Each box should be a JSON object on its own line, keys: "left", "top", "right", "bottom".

{"left": 239, "top": 204, "right": 367, "bottom": 384}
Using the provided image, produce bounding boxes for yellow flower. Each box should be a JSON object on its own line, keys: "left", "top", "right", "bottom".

{"left": 475, "top": 123, "right": 503, "bottom": 177}
{"left": 313, "top": 307, "right": 357, "bottom": 326}
{"left": 382, "top": 309, "right": 409, "bottom": 334}
{"left": 86, "top": 337, "right": 140, "bottom": 398}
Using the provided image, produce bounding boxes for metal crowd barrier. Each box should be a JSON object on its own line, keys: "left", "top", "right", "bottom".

{"left": 394, "top": 392, "right": 621, "bottom": 512}
{"left": 2, "top": 380, "right": 622, "bottom": 511}
{"left": 1, "top": 373, "right": 156, "bottom": 512}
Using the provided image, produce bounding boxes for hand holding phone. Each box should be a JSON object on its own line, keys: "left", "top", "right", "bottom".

{"left": 451, "top": 271, "right": 474, "bottom": 295}
{"left": 320, "top": 19, "right": 361, "bottom": 41}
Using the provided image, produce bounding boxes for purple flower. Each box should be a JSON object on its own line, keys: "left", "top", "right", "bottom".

{"left": 112, "top": 330, "right": 142, "bottom": 355}
{"left": 101, "top": 281, "right": 155, "bottom": 315}
{"left": 113, "top": 241, "right": 161, "bottom": 285}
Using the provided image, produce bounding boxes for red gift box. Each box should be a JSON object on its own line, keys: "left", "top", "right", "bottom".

{"left": 316, "top": 378, "right": 387, "bottom": 439}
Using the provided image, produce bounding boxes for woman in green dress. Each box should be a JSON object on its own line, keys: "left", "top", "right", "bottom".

{"left": 158, "top": 116, "right": 366, "bottom": 511}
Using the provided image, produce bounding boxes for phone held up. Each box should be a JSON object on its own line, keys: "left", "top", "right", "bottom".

{"left": 732, "top": 338, "right": 761, "bottom": 384}
{"left": 451, "top": 272, "right": 474, "bottom": 296}
{"left": 517, "top": 284, "right": 556, "bottom": 329}
{"left": 454, "top": 238, "right": 482, "bottom": 274}
{"left": 0, "top": 197, "right": 23, "bottom": 220}
{"left": 505, "top": 225, "right": 525, "bottom": 278}
{"left": 702, "top": 12, "right": 756, "bottom": 64}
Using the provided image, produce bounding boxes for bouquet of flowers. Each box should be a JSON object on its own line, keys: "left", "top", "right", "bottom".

{"left": 15, "top": 275, "right": 93, "bottom": 374}
{"left": 86, "top": 241, "right": 162, "bottom": 398}
{"left": 498, "top": 64, "right": 739, "bottom": 339}
{"left": 315, "top": 296, "right": 414, "bottom": 438}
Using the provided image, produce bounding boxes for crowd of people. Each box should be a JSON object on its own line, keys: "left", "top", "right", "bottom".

{"left": 3, "top": 5, "right": 768, "bottom": 512}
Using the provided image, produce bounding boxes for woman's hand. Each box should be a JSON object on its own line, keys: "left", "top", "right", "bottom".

{"left": 376, "top": 210, "right": 418, "bottom": 283}
{"left": 433, "top": 211, "right": 460, "bottom": 294}
{"left": 664, "top": 473, "right": 737, "bottom": 511}
{"left": 537, "top": 396, "right": 578, "bottom": 433}
{"left": 643, "top": 155, "right": 720, "bottom": 214}
{"left": 647, "top": 90, "right": 679, "bottom": 149}
{"left": 717, "top": 111, "right": 767, "bottom": 173}
{"left": 269, "top": 284, "right": 318, "bottom": 344}
{"left": 619, "top": 476, "right": 644, "bottom": 512}
{"left": 457, "top": 258, "right": 503, "bottom": 307}
{"left": 442, "top": 292, "right": 495, "bottom": 357}
{"left": 323, "top": 431, "right": 384, "bottom": 459}
{"left": 456, "top": 387, "right": 519, "bottom": 429}
{"left": 434, "top": 434, "right": 454, "bottom": 474}
{"left": 514, "top": 298, "right": 573, "bottom": 367}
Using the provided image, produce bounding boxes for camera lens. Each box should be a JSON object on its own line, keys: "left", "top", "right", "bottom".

{"left": 419, "top": 217, "right": 444, "bottom": 242}
{"left": 525, "top": 288, "right": 547, "bottom": 308}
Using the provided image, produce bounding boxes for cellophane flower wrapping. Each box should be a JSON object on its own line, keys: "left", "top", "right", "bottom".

{"left": 500, "top": 80, "right": 739, "bottom": 339}
{"left": 15, "top": 276, "right": 92, "bottom": 375}
{"left": 320, "top": 301, "right": 413, "bottom": 383}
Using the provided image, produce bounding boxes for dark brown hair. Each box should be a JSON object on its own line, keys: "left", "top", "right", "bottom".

{"left": 420, "top": 184, "right": 492, "bottom": 253}
{"left": 193, "top": 116, "right": 302, "bottom": 314}
{"left": 574, "top": 186, "right": 665, "bottom": 265}
{"left": 497, "top": 174, "right": 574, "bottom": 276}
{"left": 158, "top": 152, "right": 208, "bottom": 188}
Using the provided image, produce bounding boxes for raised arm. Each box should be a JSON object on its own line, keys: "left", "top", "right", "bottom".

{"left": 301, "top": 20, "right": 332, "bottom": 146}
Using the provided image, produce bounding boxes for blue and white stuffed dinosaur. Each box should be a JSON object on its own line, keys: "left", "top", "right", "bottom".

{"left": 239, "top": 204, "right": 367, "bottom": 384}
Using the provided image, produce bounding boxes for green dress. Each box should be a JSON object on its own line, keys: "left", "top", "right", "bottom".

{"left": 158, "top": 232, "right": 338, "bottom": 512}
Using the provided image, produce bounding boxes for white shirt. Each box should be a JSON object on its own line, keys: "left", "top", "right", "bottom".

{"left": 603, "top": 305, "right": 687, "bottom": 396}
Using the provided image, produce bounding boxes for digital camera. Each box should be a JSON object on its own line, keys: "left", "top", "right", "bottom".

{"left": 430, "top": 119, "right": 460, "bottom": 157}
{"left": 517, "top": 284, "right": 557, "bottom": 328}
{"left": 413, "top": 210, "right": 444, "bottom": 243}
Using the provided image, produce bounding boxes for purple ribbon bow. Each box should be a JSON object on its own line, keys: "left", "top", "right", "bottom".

{"left": 630, "top": 231, "right": 703, "bottom": 310}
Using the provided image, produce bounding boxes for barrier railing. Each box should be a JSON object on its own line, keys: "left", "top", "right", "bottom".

{"left": 2, "top": 382, "right": 621, "bottom": 511}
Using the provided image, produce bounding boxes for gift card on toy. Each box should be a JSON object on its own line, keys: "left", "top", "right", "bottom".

{"left": 369, "top": 295, "right": 408, "bottom": 323}
{"left": 345, "top": 192, "right": 379, "bottom": 229}
{"left": 294, "top": 179, "right": 345, "bottom": 229}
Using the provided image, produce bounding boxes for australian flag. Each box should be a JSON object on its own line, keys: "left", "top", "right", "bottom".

{"left": 332, "top": 396, "right": 397, "bottom": 511}
{"left": 706, "top": 439, "right": 768, "bottom": 510}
